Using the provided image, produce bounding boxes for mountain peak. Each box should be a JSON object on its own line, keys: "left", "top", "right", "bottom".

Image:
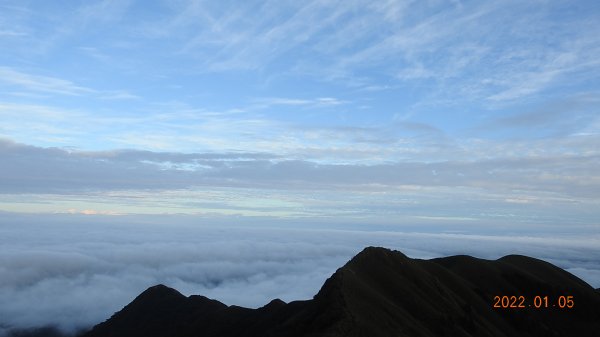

{"left": 261, "top": 298, "right": 286, "bottom": 309}
{"left": 342, "top": 246, "right": 410, "bottom": 276}
{"left": 138, "top": 284, "right": 184, "bottom": 298}
{"left": 124, "top": 284, "right": 186, "bottom": 311}
{"left": 351, "top": 246, "right": 408, "bottom": 261}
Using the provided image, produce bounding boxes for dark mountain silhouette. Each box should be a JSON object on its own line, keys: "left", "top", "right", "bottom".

{"left": 83, "top": 247, "right": 600, "bottom": 337}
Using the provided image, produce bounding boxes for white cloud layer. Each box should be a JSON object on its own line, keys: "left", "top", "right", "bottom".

{"left": 0, "top": 215, "right": 598, "bottom": 336}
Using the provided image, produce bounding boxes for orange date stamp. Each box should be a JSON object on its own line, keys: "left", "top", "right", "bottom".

{"left": 493, "top": 295, "right": 574, "bottom": 309}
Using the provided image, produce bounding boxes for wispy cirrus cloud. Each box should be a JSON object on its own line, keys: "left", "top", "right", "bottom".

{"left": 0, "top": 67, "right": 95, "bottom": 96}
{"left": 253, "top": 97, "right": 346, "bottom": 108}
{"left": 3, "top": 1, "right": 599, "bottom": 104}
{"left": 0, "top": 67, "right": 139, "bottom": 102}
{"left": 474, "top": 92, "right": 600, "bottom": 138}
{"left": 0, "top": 30, "right": 27, "bottom": 37}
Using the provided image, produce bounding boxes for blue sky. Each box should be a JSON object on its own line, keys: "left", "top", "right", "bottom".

{"left": 1, "top": 0, "right": 599, "bottom": 227}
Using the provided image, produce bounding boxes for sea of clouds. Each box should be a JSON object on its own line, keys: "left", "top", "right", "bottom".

{"left": 1, "top": 214, "right": 599, "bottom": 336}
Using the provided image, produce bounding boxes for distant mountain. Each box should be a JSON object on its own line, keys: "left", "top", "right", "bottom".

{"left": 83, "top": 247, "right": 600, "bottom": 337}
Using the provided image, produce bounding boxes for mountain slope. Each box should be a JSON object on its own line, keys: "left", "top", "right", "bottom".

{"left": 83, "top": 247, "right": 600, "bottom": 337}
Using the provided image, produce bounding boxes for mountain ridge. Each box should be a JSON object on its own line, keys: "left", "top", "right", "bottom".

{"left": 83, "top": 247, "right": 600, "bottom": 337}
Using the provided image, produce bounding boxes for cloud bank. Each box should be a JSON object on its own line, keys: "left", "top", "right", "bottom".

{"left": 1, "top": 215, "right": 599, "bottom": 336}
{"left": 3, "top": 137, "right": 598, "bottom": 195}
{"left": 1, "top": 138, "right": 598, "bottom": 228}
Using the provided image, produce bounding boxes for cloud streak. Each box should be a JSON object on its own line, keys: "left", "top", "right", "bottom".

{"left": 0, "top": 67, "right": 95, "bottom": 96}
{"left": 2, "top": 138, "right": 599, "bottom": 199}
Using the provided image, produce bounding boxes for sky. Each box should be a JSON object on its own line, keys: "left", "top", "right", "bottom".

{"left": 1, "top": 0, "right": 600, "bottom": 335}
